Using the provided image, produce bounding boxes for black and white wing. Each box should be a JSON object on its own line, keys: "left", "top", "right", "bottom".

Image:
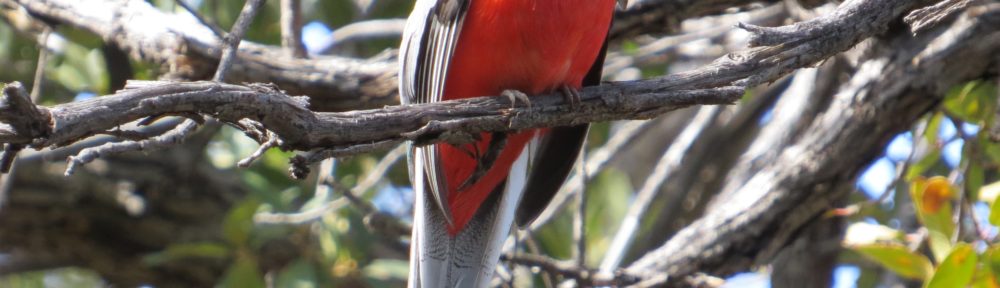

{"left": 399, "top": 0, "right": 470, "bottom": 226}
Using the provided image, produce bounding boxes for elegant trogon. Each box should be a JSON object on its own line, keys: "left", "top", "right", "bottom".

{"left": 399, "top": 0, "right": 621, "bottom": 286}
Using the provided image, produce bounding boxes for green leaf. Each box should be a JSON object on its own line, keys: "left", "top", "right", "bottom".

{"left": 984, "top": 141, "right": 1000, "bottom": 165}
{"left": 927, "top": 243, "right": 978, "bottom": 288}
{"left": 986, "top": 246, "right": 1000, "bottom": 276}
{"left": 910, "top": 177, "right": 956, "bottom": 263}
{"left": 220, "top": 258, "right": 265, "bottom": 288}
{"left": 851, "top": 244, "right": 934, "bottom": 280}
{"left": 972, "top": 246, "right": 1000, "bottom": 288}
{"left": 223, "top": 198, "right": 261, "bottom": 247}
{"left": 943, "top": 81, "right": 998, "bottom": 123}
{"left": 970, "top": 270, "right": 1000, "bottom": 288}
{"left": 907, "top": 150, "right": 941, "bottom": 181}
{"left": 925, "top": 113, "right": 944, "bottom": 144}
{"left": 968, "top": 162, "right": 985, "bottom": 200}
{"left": 991, "top": 195, "right": 1000, "bottom": 227}
{"left": 143, "top": 242, "right": 231, "bottom": 266}
{"left": 276, "top": 259, "right": 317, "bottom": 288}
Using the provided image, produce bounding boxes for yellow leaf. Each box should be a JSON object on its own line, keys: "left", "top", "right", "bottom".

{"left": 922, "top": 177, "right": 954, "bottom": 214}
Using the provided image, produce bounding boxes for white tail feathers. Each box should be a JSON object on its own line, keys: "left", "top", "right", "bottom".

{"left": 408, "top": 144, "right": 530, "bottom": 288}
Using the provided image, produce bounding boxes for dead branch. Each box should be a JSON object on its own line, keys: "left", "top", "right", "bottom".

{"left": 1, "top": 0, "right": 777, "bottom": 112}
{"left": 626, "top": 4, "right": 1000, "bottom": 286}
{"left": 0, "top": 0, "right": 920, "bottom": 179}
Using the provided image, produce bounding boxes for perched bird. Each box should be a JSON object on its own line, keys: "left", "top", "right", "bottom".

{"left": 399, "top": 0, "right": 622, "bottom": 286}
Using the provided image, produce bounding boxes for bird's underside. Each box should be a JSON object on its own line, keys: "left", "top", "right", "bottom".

{"left": 400, "top": 0, "right": 616, "bottom": 287}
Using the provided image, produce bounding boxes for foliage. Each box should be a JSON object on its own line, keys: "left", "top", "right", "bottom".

{"left": 0, "top": 0, "right": 997, "bottom": 287}
{"left": 847, "top": 79, "right": 1000, "bottom": 287}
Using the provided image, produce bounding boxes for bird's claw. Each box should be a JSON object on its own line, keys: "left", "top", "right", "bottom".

{"left": 501, "top": 89, "right": 531, "bottom": 109}
{"left": 559, "top": 85, "right": 582, "bottom": 109}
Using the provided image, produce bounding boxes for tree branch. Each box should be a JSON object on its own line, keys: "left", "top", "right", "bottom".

{"left": 4, "top": 0, "right": 398, "bottom": 111}
{"left": 3, "top": 0, "right": 788, "bottom": 112}
{"left": 626, "top": 3, "right": 1000, "bottom": 286}
{"left": 0, "top": 0, "right": 922, "bottom": 178}
{"left": 610, "top": 0, "right": 780, "bottom": 39}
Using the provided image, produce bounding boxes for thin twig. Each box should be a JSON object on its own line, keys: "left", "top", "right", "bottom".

{"left": 0, "top": 29, "right": 50, "bottom": 208}
{"left": 173, "top": 0, "right": 226, "bottom": 38}
{"left": 214, "top": 0, "right": 267, "bottom": 82}
{"left": 599, "top": 106, "right": 719, "bottom": 273}
{"left": 500, "top": 253, "right": 639, "bottom": 287}
{"left": 290, "top": 140, "right": 404, "bottom": 179}
{"left": 520, "top": 231, "right": 556, "bottom": 288}
{"left": 279, "top": 0, "right": 306, "bottom": 58}
{"left": 59, "top": 0, "right": 268, "bottom": 175}
{"left": 528, "top": 120, "right": 655, "bottom": 231}
{"left": 237, "top": 132, "right": 280, "bottom": 167}
{"left": 315, "top": 19, "right": 406, "bottom": 53}
{"left": 65, "top": 120, "right": 200, "bottom": 175}
{"left": 29, "top": 28, "right": 49, "bottom": 102}
{"left": 573, "top": 141, "right": 588, "bottom": 267}
{"left": 255, "top": 144, "right": 407, "bottom": 225}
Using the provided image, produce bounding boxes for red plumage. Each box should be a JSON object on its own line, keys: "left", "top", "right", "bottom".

{"left": 438, "top": 0, "right": 617, "bottom": 234}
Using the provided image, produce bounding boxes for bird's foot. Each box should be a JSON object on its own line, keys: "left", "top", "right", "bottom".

{"left": 457, "top": 133, "right": 508, "bottom": 191}
{"left": 559, "top": 84, "right": 582, "bottom": 109}
{"left": 501, "top": 89, "right": 531, "bottom": 109}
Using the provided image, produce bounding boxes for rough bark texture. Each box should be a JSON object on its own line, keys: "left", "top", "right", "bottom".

{"left": 0, "top": 0, "right": 778, "bottom": 112}
{"left": 626, "top": 5, "right": 1000, "bottom": 286}
{"left": 0, "top": 0, "right": 998, "bottom": 287}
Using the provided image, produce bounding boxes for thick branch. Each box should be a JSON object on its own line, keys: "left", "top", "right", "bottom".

{"left": 0, "top": 81, "right": 741, "bottom": 152}
{"left": 626, "top": 4, "right": 1000, "bottom": 286}
{"left": 5, "top": 0, "right": 397, "bottom": 112}
{"left": 0, "top": 83, "right": 49, "bottom": 142}
{"left": 4, "top": 0, "right": 786, "bottom": 112}
{"left": 0, "top": 0, "right": 930, "bottom": 177}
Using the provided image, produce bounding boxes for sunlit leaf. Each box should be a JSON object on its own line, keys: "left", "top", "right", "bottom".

{"left": 925, "top": 113, "right": 944, "bottom": 144}
{"left": 910, "top": 176, "right": 956, "bottom": 262}
{"left": 926, "top": 243, "right": 978, "bottom": 288}
{"left": 944, "top": 81, "right": 998, "bottom": 123}
{"left": 991, "top": 195, "right": 1000, "bottom": 227}
{"left": 851, "top": 244, "right": 934, "bottom": 280}
{"left": 970, "top": 270, "right": 1000, "bottom": 288}
{"left": 921, "top": 177, "right": 954, "bottom": 214}
{"left": 982, "top": 181, "right": 1000, "bottom": 203}
{"left": 843, "top": 222, "right": 903, "bottom": 246}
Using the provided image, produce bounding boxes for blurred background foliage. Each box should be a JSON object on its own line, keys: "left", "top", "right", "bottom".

{"left": 0, "top": 0, "right": 997, "bottom": 287}
{"left": 0, "top": 0, "right": 637, "bottom": 287}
